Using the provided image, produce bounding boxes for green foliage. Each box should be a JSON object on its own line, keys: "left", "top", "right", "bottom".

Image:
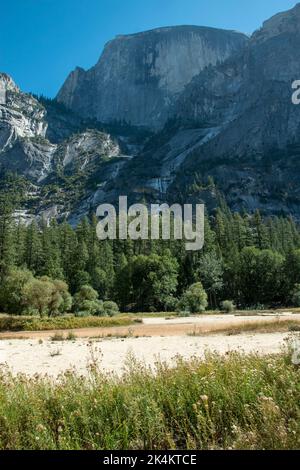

{"left": 47, "top": 279, "right": 72, "bottom": 316}
{"left": 237, "top": 247, "right": 284, "bottom": 306}
{"left": 196, "top": 252, "right": 223, "bottom": 307}
{"left": 0, "top": 200, "right": 300, "bottom": 313}
{"left": 291, "top": 284, "right": 300, "bottom": 307}
{"left": 0, "top": 268, "right": 34, "bottom": 314}
{"left": 126, "top": 251, "right": 179, "bottom": 311}
{"left": 73, "top": 285, "right": 104, "bottom": 316}
{"left": 103, "top": 301, "right": 119, "bottom": 317}
{"left": 74, "top": 285, "right": 99, "bottom": 304}
{"left": 22, "top": 277, "right": 72, "bottom": 317}
{"left": 221, "top": 300, "right": 236, "bottom": 313}
{"left": 178, "top": 282, "right": 208, "bottom": 314}
{"left": 18, "top": 278, "right": 52, "bottom": 316}
{"left": 0, "top": 315, "right": 135, "bottom": 332}
{"left": 283, "top": 250, "right": 300, "bottom": 295}
{"left": 72, "top": 284, "right": 118, "bottom": 317}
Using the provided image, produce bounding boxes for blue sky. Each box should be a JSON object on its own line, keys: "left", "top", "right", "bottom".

{"left": 0, "top": 0, "right": 296, "bottom": 97}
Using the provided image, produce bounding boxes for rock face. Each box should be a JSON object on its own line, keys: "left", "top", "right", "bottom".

{"left": 3, "top": 4, "right": 300, "bottom": 222}
{"left": 101, "top": 3, "right": 300, "bottom": 218}
{"left": 0, "top": 74, "right": 47, "bottom": 145}
{"left": 0, "top": 70, "right": 135, "bottom": 225}
{"left": 0, "top": 73, "right": 124, "bottom": 188}
{"left": 153, "top": 3, "right": 300, "bottom": 216}
{"left": 55, "top": 130, "right": 120, "bottom": 175}
{"left": 0, "top": 73, "right": 55, "bottom": 180}
{"left": 252, "top": 3, "right": 300, "bottom": 44}
{"left": 57, "top": 27, "right": 248, "bottom": 129}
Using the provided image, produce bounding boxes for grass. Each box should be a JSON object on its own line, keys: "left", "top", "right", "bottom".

{"left": 234, "top": 308, "right": 300, "bottom": 316}
{"left": 89, "top": 333, "right": 150, "bottom": 341}
{"left": 50, "top": 332, "right": 77, "bottom": 342}
{"left": 0, "top": 310, "right": 298, "bottom": 333}
{"left": 188, "top": 319, "right": 300, "bottom": 337}
{"left": 118, "top": 312, "right": 173, "bottom": 319}
{"left": 0, "top": 316, "right": 140, "bottom": 332}
{"left": 0, "top": 335, "right": 28, "bottom": 341}
{"left": 49, "top": 348, "right": 62, "bottom": 357}
{"left": 119, "top": 309, "right": 300, "bottom": 319}
{"left": 0, "top": 351, "right": 299, "bottom": 450}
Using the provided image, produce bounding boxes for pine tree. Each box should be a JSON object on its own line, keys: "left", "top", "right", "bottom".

{"left": 40, "top": 219, "right": 63, "bottom": 279}
{"left": 59, "top": 221, "right": 77, "bottom": 282}
{"left": 0, "top": 196, "right": 15, "bottom": 277}
{"left": 24, "top": 222, "right": 43, "bottom": 275}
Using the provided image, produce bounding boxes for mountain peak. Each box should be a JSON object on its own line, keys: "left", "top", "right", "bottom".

{"left": 113, "top": 25, "right": 247, "bottom": 39}
{"left": 252, "top": 3, "right": 300, "bottom": 43}
{"left": 57, "top": 26, "right": 247, "bottom": 129}
{"left": 0, "top": 73, "right": 18, "bottom": 93}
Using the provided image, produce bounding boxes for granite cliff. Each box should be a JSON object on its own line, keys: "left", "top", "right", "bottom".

{"left": 2, "top": 4, "right": 300, "bottom": 222}
{"left": 57, "top": 26, "right": 247, "bottom": 129}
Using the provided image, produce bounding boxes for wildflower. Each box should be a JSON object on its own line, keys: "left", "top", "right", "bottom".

{"left": 259, "top": 395, "right": 274, "bottom": 402}
{"left": 36, "top": 424, "right": 46, "bottom": 432}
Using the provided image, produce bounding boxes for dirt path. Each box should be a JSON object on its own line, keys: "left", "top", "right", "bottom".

{"left": 0, "top": 313, "right": 299, "bottom": 340}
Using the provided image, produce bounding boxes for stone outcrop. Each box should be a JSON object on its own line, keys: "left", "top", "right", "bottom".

{"left": 3, "top": 4, "right": 300, "bottom": 221}
{"left": 57, "top": 27, "right": 248, "bottom": 129}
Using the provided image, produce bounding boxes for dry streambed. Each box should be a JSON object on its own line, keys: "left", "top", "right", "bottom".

{"left": 0, "top": 313, "right": 299, "bottom": 340}
{"left": 0, "top": 332, "right": 292, "bottom": 378}
{"left": 0, "top": 314, "right": 299, "bottom": 377}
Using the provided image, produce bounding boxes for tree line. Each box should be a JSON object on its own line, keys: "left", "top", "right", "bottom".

{"left": 1, "top": 194, "right": 300, "bottom": 315}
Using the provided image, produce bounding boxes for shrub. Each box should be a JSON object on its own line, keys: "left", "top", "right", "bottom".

{"left": 178, "top": 282, "right": 208, "bottom": 314}
{"left": 221, "top": 300, "right": 236, "bottom": 313}
{"left": 74, "top": 285, "right": 98, "bottom": 304}
{"left": 48, "top": 279, "right": 72, "bottom": 316}
{"left": 73, "top": 286, "right": 120, "bottom": 317}
{"left": 21, "top": 277, "right": 72, "bottom": 317}
{"left": 74, "top": 311, "right": 90, "bottom": 318}
{"left": 0, "top": 315, "right": 136, "bottom": 332}
{"left": 66, "top": 331, "right": 77, "bottom": 341}
{"left": 50, "top": 332, "right": 77, "bottom": 341}
{"left": 0, "top": 268, "right": 34, "bottom": 314}
{"left": 164, "top": 296, "right": 179, "bottom": 312}
{"left": 73, "top": 285, "right": 103, "bottom": 316}
{"left": 50, "top": 332, "right": 65, "bottom": 342}
{"left": 178, "top": 310, "right": 191, "bottom": 318}
{"left": 79, "top": 300, "right": 104, "bottom": 316}
{"left": 22, "top": 278, "right": 55, "bottom": 316}
{"left": 103, "top": 301, "right": 119, "bottom": 317}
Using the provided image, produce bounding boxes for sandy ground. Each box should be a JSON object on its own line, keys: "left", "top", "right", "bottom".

{"left": 0, "top": 313, "right": 299, "bottom": 340}
{"left": 0, "top": 314, "right": 298, "bottom": 377}
{"left": 0, "top": 332, "right": 290, "bottom": 378}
